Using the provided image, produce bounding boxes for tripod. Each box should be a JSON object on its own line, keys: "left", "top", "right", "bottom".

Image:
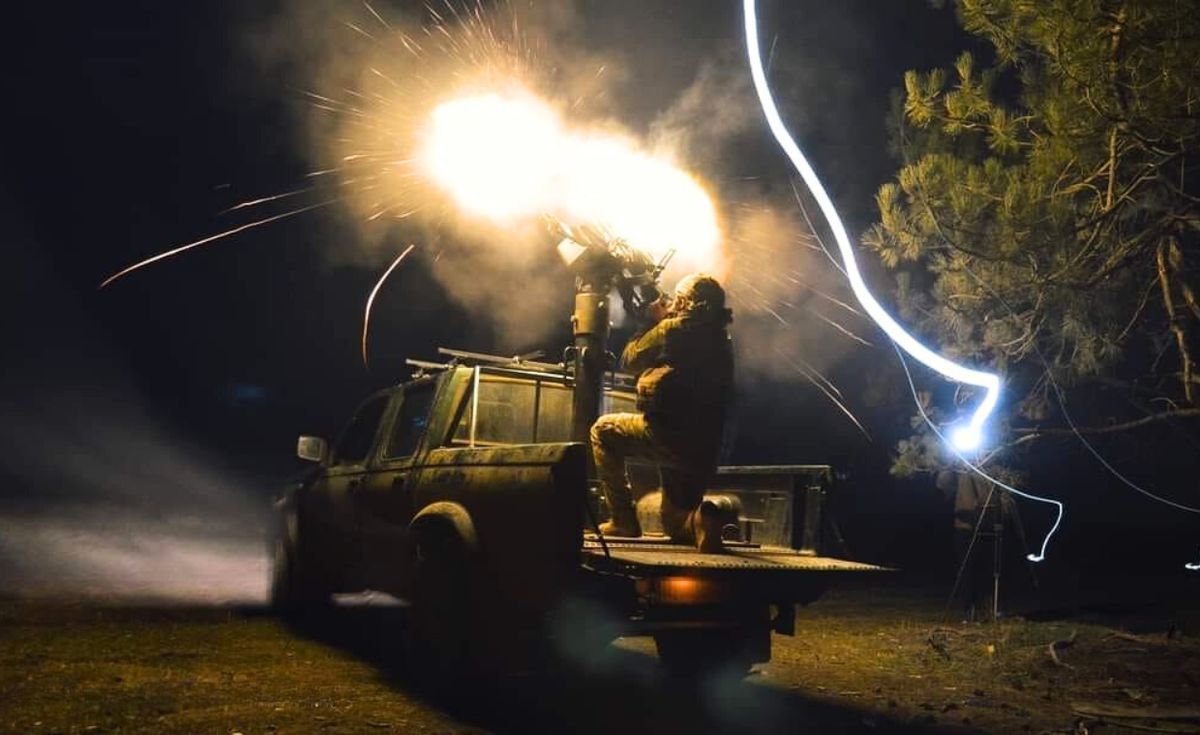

{"left": 948, "top": 475, "right": 1039, "bottom": 621}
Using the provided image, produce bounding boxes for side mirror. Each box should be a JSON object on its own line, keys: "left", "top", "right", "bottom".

{"left": 297, "top": 435, "right": 328, "bottom": 464}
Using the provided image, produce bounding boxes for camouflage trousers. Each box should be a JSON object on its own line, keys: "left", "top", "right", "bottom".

{"left": 590, "top": 412, "right": 718, "bottom": 543}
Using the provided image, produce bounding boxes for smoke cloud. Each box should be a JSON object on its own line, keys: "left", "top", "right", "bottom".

{"left": 0, "top": 219, "right": 266, "bottom": 601}
{"left": 246, "top": 0, "right": 881, "bottom": 430}
{"left": 646, "top": 45, "right": 878, "bottom": 438}
{"left": 649, "top": 46, "right": 759, "bottom": 170}
{"left": 240, "top": 1, "right": 623, "bottom": 349}
{"left": 0, "top": 509, "right": 266, "bottom": 603}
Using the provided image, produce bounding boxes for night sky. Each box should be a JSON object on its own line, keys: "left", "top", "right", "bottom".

{"left": 3, "top": 1, "right": 1193, "bottom": 580}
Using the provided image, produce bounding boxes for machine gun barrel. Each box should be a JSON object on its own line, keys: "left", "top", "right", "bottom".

{"left": 546, "top": 214, "right": 671, "bottom": 324}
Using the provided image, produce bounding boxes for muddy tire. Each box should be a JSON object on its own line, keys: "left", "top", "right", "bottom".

{"left": 406, "top": 521, "right": 477, "bottom": 683}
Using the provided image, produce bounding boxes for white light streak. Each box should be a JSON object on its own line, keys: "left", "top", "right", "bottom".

{"left": 743, "top": 0, "right": 1071, "bottom": 560}
{"left": 743, "top": 0, "right": 999, "bottom": 451}
{"left": 894, "top": 344, "right": 1063, "bottom": 562}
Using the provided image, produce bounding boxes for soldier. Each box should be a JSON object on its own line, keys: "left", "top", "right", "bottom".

{"left": 590, "top": 273, "right": 734, "bottom": 552}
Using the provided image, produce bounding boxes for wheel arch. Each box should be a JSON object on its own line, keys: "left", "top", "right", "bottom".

{"left": 409, "top": 501, "right": 479, "bottom": 555}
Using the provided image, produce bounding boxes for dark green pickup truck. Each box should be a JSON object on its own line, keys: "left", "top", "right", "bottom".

{"left": 271, "top": 350, "right": 882, "bottom": 674}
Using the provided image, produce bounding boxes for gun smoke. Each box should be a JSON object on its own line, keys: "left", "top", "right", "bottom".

{"left": 252, "top": 0, "right": 881, "bottom": 432}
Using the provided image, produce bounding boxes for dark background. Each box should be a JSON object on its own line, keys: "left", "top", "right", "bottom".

{"left": 2, "top": 0, "right": 1196, "bottom": 599}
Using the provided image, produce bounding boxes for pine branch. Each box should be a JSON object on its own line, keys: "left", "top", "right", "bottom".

{"left": 1013, "top": 408, "right": 1200, "bottom": 436}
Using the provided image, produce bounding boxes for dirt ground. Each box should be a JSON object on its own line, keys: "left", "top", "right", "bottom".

{"left": 2, "top": 581, "right": 1199, "bottom": 735}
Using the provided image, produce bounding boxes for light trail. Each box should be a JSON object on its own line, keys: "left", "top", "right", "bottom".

{"left": 361, "top": 243, "right": 416, "bottom": 367}
{"left": 743, "top": 1, "right": 1199, "bottom": 569}
{"left": 893, "top": 342, "right": 1063, "bottom": 560}
{"left": 743, "top": 0, "right": 999, "bottom": 452}
{"left": 744, "top": 0, "right": 1066, "bottom": 560}
{"left": 953, "top": 262, "right": 1200, "bottom": 569}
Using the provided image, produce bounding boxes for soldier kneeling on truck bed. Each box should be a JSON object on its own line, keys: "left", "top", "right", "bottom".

{"left": 591, "top": 273, "right": 735, "bottom": 552}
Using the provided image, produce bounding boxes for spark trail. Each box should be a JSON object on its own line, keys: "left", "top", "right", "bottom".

{"left": 362, "top": 243, "right": 416, "bottom": 367}
{"left": 100, "top": 200, "right": 339, "bottom": 288}
{"left": 742, "top": 0, "right": 999, "bottom": 453}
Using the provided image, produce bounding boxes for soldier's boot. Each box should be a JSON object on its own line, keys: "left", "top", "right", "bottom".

{"left": 691, "top": 500, "right": 725, "bottom": 553}
{"left": 597, "top": 474, "right": 642, "bottom": 537}
{"left": 599, "top": 502, "right": 642, "bottom": 538}
{"left": 691, "top": 496, "right": 740, "bottom": 553}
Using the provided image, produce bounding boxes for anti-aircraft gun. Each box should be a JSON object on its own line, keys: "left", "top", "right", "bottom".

{"left": 545, "top": 217, "right": 673, "bottom": 448}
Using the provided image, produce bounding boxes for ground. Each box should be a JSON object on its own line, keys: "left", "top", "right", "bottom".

{"left": 2, "top": 581, "right": 1198, "bottom": 735}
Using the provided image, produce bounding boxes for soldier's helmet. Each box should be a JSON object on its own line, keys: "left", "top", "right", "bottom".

{"left": 671, "top": 273, "right": 731, "bottom": 323}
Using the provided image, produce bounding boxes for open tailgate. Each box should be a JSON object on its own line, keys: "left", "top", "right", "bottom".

{"left": 583, "top": 536, "right": 885, "bottom": 575}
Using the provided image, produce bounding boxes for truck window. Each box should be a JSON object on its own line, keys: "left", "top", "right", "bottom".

{"left": 602, "top": 391, "right": 637, "bottom": 415}
{"left": 385, "top": 384, "right": 436, "bottom": 459}
{"left": 451, "top": 370, "right": 638, "bottom": 446}
{"left": 333, "top": 395, "right": 388, "bottom": 465}
{"left": 453, "top": 375, "right": 536, "bottom": 445}
{"left": 535, "top": 383, "right": 572, "bottom": 441}
{"left": 524, "top": 383, "right": 635, "bottom": 442}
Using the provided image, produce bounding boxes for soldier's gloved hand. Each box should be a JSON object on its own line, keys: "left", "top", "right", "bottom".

{"left": 646, "top": 297, "right": 669, "bottom": 324}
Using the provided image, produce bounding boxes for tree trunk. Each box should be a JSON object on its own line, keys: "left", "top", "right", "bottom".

{"left": 1158, "top": 239, "right": 1195, "bottom": 404}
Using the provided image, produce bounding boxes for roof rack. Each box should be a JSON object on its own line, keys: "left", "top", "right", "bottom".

{"left": 404, "top": 358, "right": 452, "bottom": 374}
{"left": 404, "top": 347, "right": 637, "bottom": 388}
{"left": 438, "top": 347, "right": 567, "bottom": 373}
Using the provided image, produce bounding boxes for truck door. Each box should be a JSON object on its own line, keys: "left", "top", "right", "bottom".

{"left": 356, "top": 381, "right": 437, "bottom": 594}
{"left": 312, "top": 393, "right": 390, "bottom": 575}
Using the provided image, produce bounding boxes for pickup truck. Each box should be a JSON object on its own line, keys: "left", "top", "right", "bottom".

{"left": 270, "top": 349, "right": 882, "bottom": 675}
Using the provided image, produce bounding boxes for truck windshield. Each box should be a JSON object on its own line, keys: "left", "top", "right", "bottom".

{"left": 452, "top": 370, "right": 636, "bottom": 446}
{"left": 332, "top": 394, "right": 388, "bottom": 465}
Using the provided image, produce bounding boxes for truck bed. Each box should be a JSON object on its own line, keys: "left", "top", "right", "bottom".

{"left": 581, "top": 534, "right": 887, "bottom": 615}
{"left": 582, "top": 534, "right": 886, "bottom": 575}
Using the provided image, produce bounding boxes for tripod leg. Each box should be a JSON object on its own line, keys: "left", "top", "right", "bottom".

{"left": 993, "top": 512, "right": 1002, "bottom": 622}
{"left": 825, "top": 518, "right": 851, "bottom": 559}
{"left": 1007, "top": 497, "right": 1040, "bottom": 590}
{"left": 948, "top": 482, "right": 996, "bottom": 621}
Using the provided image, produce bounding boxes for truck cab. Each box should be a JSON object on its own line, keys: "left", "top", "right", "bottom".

{"left": 272, "top": 349, "right": 882, "bottom": 675}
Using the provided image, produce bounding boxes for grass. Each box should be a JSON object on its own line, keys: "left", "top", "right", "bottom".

{"left": 0, "top": 603, "right": 481, "bottom": 735}
{"left": 1, "top": 584, "right": 1198, "bottom": 734}
{"left": 764, "top": 583, "right": 1200, "bottom": 733}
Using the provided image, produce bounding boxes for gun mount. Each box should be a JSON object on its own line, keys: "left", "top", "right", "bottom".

{"left": 546, "top": 218, "right": 673, "bottom": 451}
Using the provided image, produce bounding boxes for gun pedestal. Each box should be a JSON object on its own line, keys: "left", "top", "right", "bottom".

{"left": 570, "top": 281, "right": 614, "bottom": 483}
{"left": 550, "top": 217, "right": 665, "bottom": 477}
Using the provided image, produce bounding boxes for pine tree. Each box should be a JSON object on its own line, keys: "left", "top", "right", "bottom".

{"left": 865, "top": 0, "right": 1200, "bottom": 473}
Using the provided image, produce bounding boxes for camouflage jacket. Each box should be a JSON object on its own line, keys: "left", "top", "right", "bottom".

{"left": 621, "top": 313, "right": 734, "bottom": 431}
